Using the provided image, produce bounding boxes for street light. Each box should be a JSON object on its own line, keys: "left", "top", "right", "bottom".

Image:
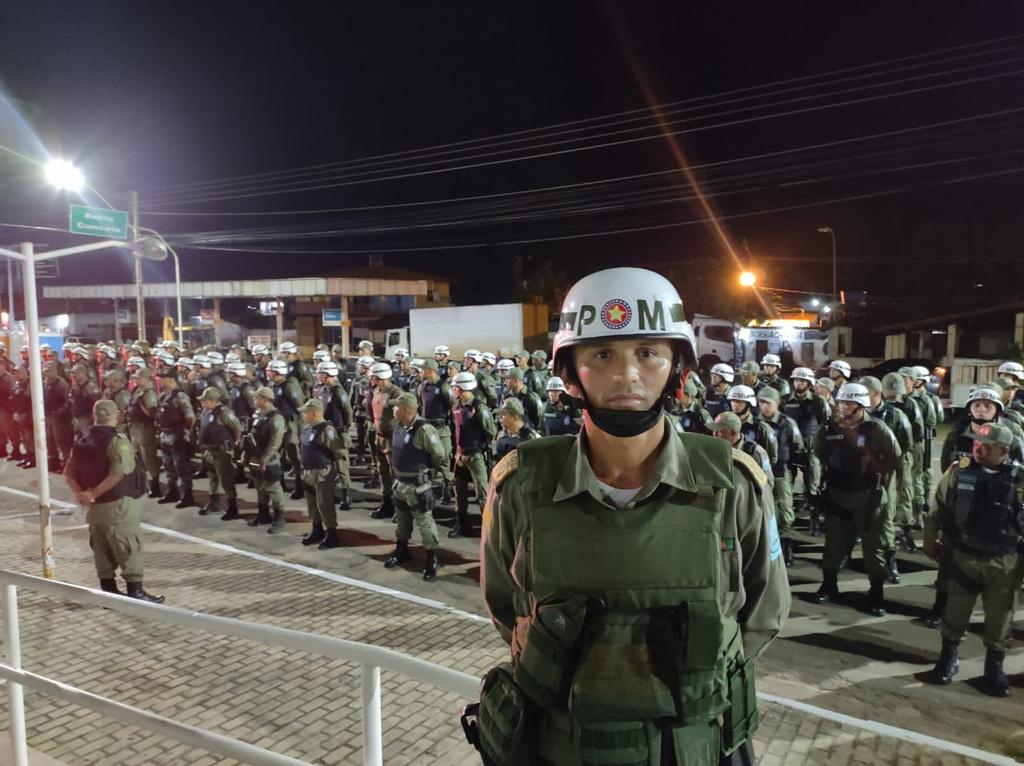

{"left": 739, "top": 271, "right": 757, "bottom": 287}
{"left": 817, "top": 226, "right": 837, "bottom": 305}
{"left": 135, "top": 228, "right": 184, "bottom": 347}
{"left": 43, "top": 159, "right": 84, "bottom": 193}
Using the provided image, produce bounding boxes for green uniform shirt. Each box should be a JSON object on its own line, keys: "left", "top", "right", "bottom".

{"left": 925, "top": 456, "right": 1024, "bottom": 545}
{"left": 255, "top": 407, "right": 286, "bottom": 465}
{"left": 397, "top": 416, "right": 447, "bottom": 476}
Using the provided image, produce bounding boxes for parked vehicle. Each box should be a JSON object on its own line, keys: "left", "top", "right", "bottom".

{"left": 385, "top": 303, "right": 549, "bottom": 359}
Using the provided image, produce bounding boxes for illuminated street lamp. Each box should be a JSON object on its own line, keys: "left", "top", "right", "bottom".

{"left": 43, "top": 159, "right": 84, "bottom": 193}
{"left": 738, "top": 271, "right": 757, "bottom": 288}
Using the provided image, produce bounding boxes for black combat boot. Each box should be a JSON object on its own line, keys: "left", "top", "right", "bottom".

{"left": 924, "top": 590, "right": 947, "bottom": 628}
{"left": 363, "top": 475, "right": 381, "bottom": 490}
{"left": 448, "top": 510, "right": 475, "bottom": 539}
{"left": 194, "top": 464, "right": 209, "bottom": 479}
{"left": 900, "top": 525, "right": 918, "bottom": 553}
{"left": 867, "top": 578, "right": 886, "bottom": 617}
{"left": 814, "top": 571, "right": 839, "bottom": 604}
{"left": 248, "top": 503, "right": 272, "bottom": 526}
{"left": 99, "top": 579, "right": 124, "bottom": 595}
{"left": 884, "top": 549, "right": 901, "bottom": 585}
{"left": 337, "top": 488, "right": 351, "bottom": 511}
{"left": 384, "top": 540, "right": 411, "bottom": 568}
{"left": 318, "top": 527, "right": 340, "bottom": 550}
{"left": 220, "top": 498, "right": 240, "bottom": 521}
{"left": 157, "top": 487, "right": 180, "bottom": 505}
{"left": 289, "top": 479, "right": 305, "bottom": 501}
{"left": 301, "top": 522, "right": 325, "bottom": 545}
{"left": 808, "top": 510, "right": 820, "bottom": 537}
{"left": 982, "top": 649, "right": 1011, "bottom": 697}
{"left": 423, "top": 550, "right": 439, "bottom": 581}
{"left": 19, "top": 454, "right": 35, "bottom": 469}
{"left": 174, "top": 490, "right": 197, "bottom": 509}
{"left": 371, "top": 496, "right": 395, "bottom": 520}
{"left": 929, "top": 639, "right": 959, "bottom": 685}
{"left": 125, "top": 582, "right": 165, "bottom": 604}
{"left": 268, "top": 508, "right": 286, "bottom": 534}
{"left": 147, "top": 477, "right": 161, "bottom": 499}
{"left": 198, "top": 494, "right": 220, "bottom": 516}
{"left": 781, "top": 538, "right": 794, "bottom": 568}
{"left": 441, "top": 483, "right": 453, "bottom": 505}
{"left": 234, "top": 464, "right": 246, "bottom": 485}
{"left": 912, "top": 504, "right": 925, "bottom": 530}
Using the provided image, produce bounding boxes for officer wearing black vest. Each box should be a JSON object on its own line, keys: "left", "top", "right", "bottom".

{"left": 64, "top": 399, "right": 163, "bottom": 602}
{"left": 155, "top": 370, "right": 197, "bottom": 509}
{"left": 494, "top": 398, "right": 539, "bottom": 461}
{"left": 676, "top": 376, "right": 712, "bottom": 435}
{"left": 298, "top": 398, "right": 346, "bottom": 550}
{"left": 385, "top": 392, "right": 447, "bottom": 581}
{"left": 417, "top": 359, "right": 454, "bottom": 503}
{"left": 783, "top": 366, "right": 829, "bottom": 533}
{"left": 227, "top": 362, "right": 256, "bottom": 484}
{"left": 924, "top": 422, "right": 1024, "bottom": 697}
{"left": 316, "top": 360, "right": 354, "bottom": 510}
{"left": 542, "top": 376, "right": 583, "bottom": 437}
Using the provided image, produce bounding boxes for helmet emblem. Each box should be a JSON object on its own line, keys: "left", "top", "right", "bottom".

{"left": 601, "top": 299, "right": 632, "bottom": 330}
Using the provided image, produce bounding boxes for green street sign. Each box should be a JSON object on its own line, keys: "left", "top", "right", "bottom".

{"left": 69, "top": 204, "right": 128, "bottom": 239}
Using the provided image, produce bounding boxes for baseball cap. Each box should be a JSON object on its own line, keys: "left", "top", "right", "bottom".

{"left": 709, "top": 412, "right": 742, "bottom": 432}
{"left": 500, "top": 398, "right": 526, "bottom": 417}
{"left": 299, "top": 398, "right": 324, "bottom": 412}
{"left": 255, "top": 386, "right": 276, "bottom": 400}
{"left": 974, "top": 422, "right": 1013, "bottom": 447}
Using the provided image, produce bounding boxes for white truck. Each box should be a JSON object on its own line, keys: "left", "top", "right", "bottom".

{"left": 936, "top": 357, "right": 1001, "bottom": 413}
{"left": 385, "top": 303, "right": 550, "bottom": 359}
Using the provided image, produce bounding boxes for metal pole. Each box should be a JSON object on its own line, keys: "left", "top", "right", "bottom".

{"left": 173, "top": 249, "right": 183, "bottom": 348}
{"left": 21, "top": 243, "right": 54, "bottom": 579}
{"left": 361, "top": 664, "right": 382, "bottom": 766}
{"left": 131, "top": 191, "right": 144, "bottom": 342}
{"left": 3, "top": 585, "right": 27, "bottom": 766}
{"left": 6, "top": 256, "right": 13, "bottom": 325}
{"left": 275, "top": 301, "right": 284, "bottom": 348}
{"left": 830, "top": 229, "right": 837, "bottom": 306}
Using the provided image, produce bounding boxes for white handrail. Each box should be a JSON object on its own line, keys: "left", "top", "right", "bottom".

{"left": 0, "top": 569, "right": 483, "bottom": 766}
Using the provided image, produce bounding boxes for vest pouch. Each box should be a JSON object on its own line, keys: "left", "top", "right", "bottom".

{"left": 512, "top": 594, "right": 591, "bottom": 708}
{"left": 569, "top": 611, "right": 677, "bottom": 723}
{"left": 672, "top": 602, "right": 730, "bottom": 726}
{"left": 476, "top": 662, "right": 533, "bottom": 766}
{"left": 576, "top": 720, "right": 655, "bottom": 766}
{"left": 720, "top": 657, "right": 758, "bottom": 755}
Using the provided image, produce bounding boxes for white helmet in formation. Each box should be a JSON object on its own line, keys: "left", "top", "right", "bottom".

{"left": 911, "top": 365, "right": 931, "bottom": 381}
{"left": 829, "top": 360, "right": 852, "bottom": 378}
{"left": 267, "top": 359, "right": 289, "bottom": 376}
{"left": 225, "top": 351, "right": 241, "bottom": 363}
{"left": 546, "top": 376, "right": 567, "bottom": 392}
{"left": 357, "top": 355, "right": 375, "bottom": 368}
{"left": 278, "top": 341, "right": 298, "bottom": 355}
{"left": 452, "top": 371, "right": 477, "bottom": 391}
{"left": 227, "top": 362, "right": 248, "bottom": 377}
{"left": 194, "top": 354, "right": 212, "bottom": 369}
{"left": 358, "top": 340, "right": 374, "bottom": 351}
{"left": 761, "top": 353, "right": 781, "bottom": 367}
{"left": 313, "top": 349, "right": 331, "bottom": 363}
{"left": 966, "top": 385, "right": 1003, "bottom": 411}
{"left": 790, "top": 367, "right": 816, "bottom": 383}
{"left": 434, "top": 345, "right": 450, "bottom": 356}
{"left": 317, "top": 361, "right": 340, "bottom": 377}
{"left": 251, "top": 344, "right": 269, "bottom": 356}
{"left": 727, "top": 385, "right": 756, "bottom": 407}
{"left": 369, "top": 362, "right": 393, "bottom": 380}
{"left": 393, "top": 347, "right": 409, "bottom": 360}
{"left": 127, "top": 356, "right": 146, "bottom": 369}
{"left": 481, "top": 352, "right": 496, "bottom": 366}
{"left": 710, "top": 363, "right": 735, "bottom": 384}
{"left": 835, "top": 382, "right": 870, "bottom": 407}
{"left": 463, "top": 349, "right": 483, "bottom": 363}
{"left": 177, "top": 357, "right": 194, "bottom": 370}
{"left": 496, "top": 359, "right": 516, "bottom": 375}
{"left": 997, "top": 361, "right": 1024, "bottom": 382}
{"left": 206, "top": 351, "right": 224, "bottom": 365}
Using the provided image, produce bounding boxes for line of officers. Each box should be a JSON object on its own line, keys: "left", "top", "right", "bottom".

{"left": 677, "top": 353, "right": 1024, "bottom": 698}
{"left": 0, "top": 337, "right": 585, "bottom": 582}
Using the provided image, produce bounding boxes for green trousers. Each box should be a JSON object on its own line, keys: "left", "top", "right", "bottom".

{"left": 256, "top": 461, "right": 285, "bottom": 511}
{"left": 772, "top": 472, "right": 795, "bottom": 539}
{"left": 822, "top": 488, "right": 889, "bottom": 580}
{"left": 303, "top": 467, "right": 336, "bottom": 528}
{"left": 393, "top": 480, "right": 439, "bottom": 549}
{"left": 911, "top": 441, "right": 926, "bottom": 507}
{"left": 434, "top": 426, "right": 453, "bottom": 484}
{"left": 336, "top": 432, "right": 352, "bottom": 490}
{"left": 130, "top": 422, "right": 161, "bottom": 479}
{"left": 893, "top": 451, "right": 915, "bottom": 528}
{"left": 87, "top": 498, "right": 144, "bottom": 582}
{"left": 942, "top": 548, "right": 1023, "bottom": 651}
{"left": 204, "top": 448, "right": 237, "bottom": 499}
{"left": 454, "top": 452, "right": 490, "bottom": 513}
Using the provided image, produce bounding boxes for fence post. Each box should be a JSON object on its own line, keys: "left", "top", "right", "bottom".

{"left": 4, "top": 584, "right": 28, "bottom": 766}
{"left": 361, "top": 664, "right": 382, "bottom": 766}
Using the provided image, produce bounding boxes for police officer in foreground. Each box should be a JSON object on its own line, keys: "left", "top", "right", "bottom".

{"left": 812, "top": 383, "right": 898, "bottom": 617}
{"left": 473, "top": 267, "right": 789, "bottom": 766}
{"left": 246, "top": 387, "right": 288, "bottom": 532}
{"left": 924, "top": 422, "right": 1024, "bottom": 697}
{"left": 417, "top": 359, "right": 455, "bottom": 504}
{"left": 155, "top": 370, "right": 197, "bottom": 509}
{"left": 385, "top": 392, "right": 447, "bottom": 581}
{"left": 64, "top": 400, "right": 163, "bottom": 602}
{"left": 196, "top": 388, "right": 243, "bottom": 520}
{"left": 298, "top": 398, "right": 346, "bottom": 550}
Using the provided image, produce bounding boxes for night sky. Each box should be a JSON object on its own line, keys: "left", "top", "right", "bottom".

{"left": 2, "top": 2, "right": 1024, "bottom": 321}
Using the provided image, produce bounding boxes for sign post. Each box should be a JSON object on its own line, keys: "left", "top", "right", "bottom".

{"left": 68, "top": 205, "right": 128, "bottom": 240}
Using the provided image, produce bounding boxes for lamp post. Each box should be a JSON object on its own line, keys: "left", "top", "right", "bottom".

{"left": 135, "top": 227, "right": 183, "bottom": 347}
{"left": 817, "top": 226, "right": 837, "bottom": 305}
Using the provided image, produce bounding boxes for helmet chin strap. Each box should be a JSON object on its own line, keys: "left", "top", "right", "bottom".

{"left": 971, "top": 415, "right": 996, "bottom": 425}
{"left": 575, "top": 354, "right": 684, "bottom": 438}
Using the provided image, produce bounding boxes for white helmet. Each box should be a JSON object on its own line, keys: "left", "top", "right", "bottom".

{"left": 829, "top": 360, "right": 852, "bottom": 378}
{"left": 357, "top": 355, "right": 375, "bottom": 368}
{"left": 496, "top": 359, "right": 515, "bottom": 375}
{"left": 313, "top": 349, "right": 331, "bottom": 363}
{"left": 552, "top": 267, "right": 696, "bottom": 369}
{"left": 206, "top": 351, "right": 224, "bottom": 365}
{"left": 267, "top": 359, "right": 289, "bottom": 376}
{"left": 710, "top": 363, "right": 735, "bottom": 384}
{"left": 434, "top": 345, "right": 450, "bottom": 356}
{"left": 225, "top": 351, "right": 241, "bottom": 363}
{"left": 393, "top": 347, "right": 409, "bottom": 360}
{"left": 761, "top": 353, "right": 781, "bottom": 367}
{"left": 227, "top": 362, "right": 248, "bottom": 377}
{"left": 154, "top": 350, "right": 175, "bottom": 366}
{"left": 452, "top": 371, "right": 477, "bottom": 391}
{"left": 727, "top": 385, "right": 756, "bottom": 407}
{"left": 193, "top": 353, "right": 210, "bottom": 368}
{"left": 835, "top": 382, "right": 870, "bottom": 407}
{"left": 966, "top": 385, "right": 1003, "bottom": 411}
{"left": 790, "top": 367, "right": 816, "bottom": 383}
{"left": 546, "top": 376, "right": 567, "bottom": 392}
{"left": 411, "top": 358, "right": 425, "bottom": 370}
{"left": 317, "top": 361, "right": 340, "bottom": 377}
{"left": 369, "top": 362, "right": 393, "bottom": 380}
{"left": 463, "top": 348, "right": 483, "bottom": 363}
{"left": 481, "top": 352, "right": 496, "bottom": 366}
{"left": 177, "top": 356, "right": 194, "bottom": 369}
{"left": 278, "top": 341, "right": 298, "bottom": 355}
{"left": 911, "top": 365, "right": 932, "bottom": 381}
{"left": 251, "top": 344, "right": 269, "bottom": 356}
{"left": 998, "top": 361, "right": 1024, "bottom": 382}
{"left": 99, "top": 344, "right": 117, "bottom": 359}
{"left": 358, "top": 340, "right": 374, "bottom": 351}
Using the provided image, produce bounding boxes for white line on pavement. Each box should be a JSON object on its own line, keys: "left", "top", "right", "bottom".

{"left": 0, "top": 509, "right": 74, "bottom": 521}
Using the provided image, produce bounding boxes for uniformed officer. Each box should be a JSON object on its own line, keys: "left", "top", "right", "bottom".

{"left": 451, "top": 370, "right": 495, "bottom": 539}
{"left": 784, "top": 366, "right": 829, "bottom": 535}
{"left": 227, "top": 362, "right": 256, "bottom": 484}
{"left": 504, "top": 368, "right": 544, "bottom": 430}
{"left": 758, "top": 387, "right": 804, "bottom": 567}
{"left": 705, "top": 362, "right": 735, "bottom": 419}
{"left": 759, "top": 354, "right": 791, "bottom": 398}
{"left": 527, "top": 349, "right": 550, "bottom": 397}
{"left": 267, "top": 358, "right": 306, "bottom": 498}
{"left": 815, "top": 377, "right": 835, "bottom": 410}
{"left": 473, "top": 267, "right": 788, "bottom": 765}
{"left": 417, "top": 359, "right": 455, "bottom": 503}
{"left": 351, "top": 355, "right": 374, "bottom": 466}
{"left": 827, "top": 360, "right": 851, "bottom": 389}
{"left": 812, "top": 383, "right": 899, "bottom": 616}
{"left": 464, "top": 350, "right": 498, "bottom": 408}
{"left": 909, "top": 365, "right": 944, "bottom": 524}
{"left": 494, "top": 398, "right": 540, "bottom": 461}
{"left": 924, "top": 422, "right": 1024, "bottom": 697}
{"left": 69, "top": 363, "right": 101, "bottom": 440}
{"left": 196, "top": 388, "right": 243, "bottom": 520}
{"left": 10, "top": 366, "right": 33, "bottom": 467}
{"left": 677, "top": 375, "right": 713, "bottom": 435}
{"left": 298, "top": 398, "right": 346, "bottom": 550}
{"left": 941, "top": 386, "right": 1024, "bottom": 467}
{"left": 42, "top": 361, "right": 72, "bottom": 472}
{"left": 494, "top": 358, "right": 516, "bottom": 403}
{"left": 64, "top": 400, "right": 163, "bottom": 602}
{"left": 997, "top": 360, "right": 1024, "bottom": 411}
{"left": 369, "top": 361, "right": 405, "bottom": 519}
{"left": 315, "top": 361, "right": 354, "bottom": 510}
{"left": 708, "top": 411, "right": 774, "bottom": 482}
{"left": 279, "top": 341, "right": 314, "bottom": 397}
{"left": 155, "top": 370, "right": 197, "bottom": 508}
{"left": 385, "top": 392, "right": 447, "bottom": 581}
{"left": 246, "top": 386, "right": 288, "bottom": 532}
{"left": 993, "top": 379, "right": 1024, "bottom": 429}
{"left": 737, "top": 360, "right": 760, "bottom": 389}
{"left": 727, "top": 385, "right": 778, "bottom": 465}
{"left": 433, "top": 345, "right": 451, "bottom": 380}
{"left": 101, "top": 368, "right": 131, "bottom": 432}
{"left": 542, "top": 376, "right": 583, "bottom": 436}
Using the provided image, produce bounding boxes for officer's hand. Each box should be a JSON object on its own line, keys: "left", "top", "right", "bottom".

{"left": 922, "top": 537, "right": 939, "bottom": 561}
{"left": 75, "top": 490, "right": 94, "bottom": 507}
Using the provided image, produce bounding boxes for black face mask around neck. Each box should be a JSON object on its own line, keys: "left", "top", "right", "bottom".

{"left": 582, "top": 398, "right": 666, "bottom": 437}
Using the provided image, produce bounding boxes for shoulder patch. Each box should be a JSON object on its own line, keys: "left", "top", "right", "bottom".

{"left": 492, "top": 449, "right": 520, "bottom": 489}
{"left": 958, "top": 455, "right": 971, "bottom": 469}
{"left": 731, "top": 447, "right": 767, "bottom": 490}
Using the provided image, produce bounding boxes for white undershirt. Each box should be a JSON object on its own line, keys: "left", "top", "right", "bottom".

{"left": 595, "top": 479, "right": 643, "bottom": 509}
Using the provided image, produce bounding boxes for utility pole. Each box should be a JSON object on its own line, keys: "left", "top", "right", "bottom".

{"left": 131, "top": 190, "right": 145, "bottom": 342}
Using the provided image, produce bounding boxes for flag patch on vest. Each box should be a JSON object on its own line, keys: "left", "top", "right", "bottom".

{"left": 768, "top": 515, "right": 782, "bottom": 561}
{"left": 720, "top": 538, "right": 736, "bottom": 552}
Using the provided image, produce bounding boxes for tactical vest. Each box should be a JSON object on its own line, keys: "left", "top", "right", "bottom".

{"left": 783, "top": 394, "right": 821, "bottom": 441}
{"left": 875, "top": 404, "right": 905, "bottom": 452}
{"left": 739, "top": 418, "right": 759, "bottom": 449}
{"left": 207, "top": 372, "right": 228, "bottom": 396}
{"left": 193, "top": 376, "right": 208, "bottom": 396}
{"left": 275, "top": 382, "right": 297, "bottom": 421}
{"left": 495, "top": 427, "right": 533, "bottom": 461}
{"left": 70, "top": 384, "right": 97, "bottom": 419}
{"left": 230, "top": 384, "right": 254, "bottom": 420}
{"left": 420, "top": 382, "right": 449, "bottom": 425}
{"left": 454, "top": 402, "right": 486, "bottom": 452}
{"left": 69, "top": 426, "right": 145, "bottom": 502}
{"left": 253, "top": 409, "right": 283, "bottom": 456}
{"left": 763, "top": 416, "right": 791, "bottom": 477}
{"left": 157, "top": 391, "right": 188, "bottom": 430}
{"left": 512, "top": 391, "right": 537, "bottom": 428}
{"left": 392, "top": 420, "right": 430, "bottom": 478}
{"left": 491, "top": 434, "right": 748, "bottom": 765}
{"left": 128, "top": 389, "right": 152, "bottom": 424}
{"left": 319, "top": 384, "right": 348, "bottom": 429}
{"left": 948, "top": 461, "right": 1024, "bottom": 557}
{"left": 199, "top": 408, "right": 232, "bottom": 446}
{"left": 953, "top": 427, "right": 975, "bottom": 461}
{"left": 896, "top": 398, "right": 924, "bottom": 442}
{"left": 300, "top": 421, "right": 333, "bottom": 469}
{"left": 822, "top": 418, "right": 880, "bottom": 491}
{"left": 705, "top": 389, "right": 729, "bottom": 419}
{"left": 544, "top": 403, "right": 577, "bottom": 436}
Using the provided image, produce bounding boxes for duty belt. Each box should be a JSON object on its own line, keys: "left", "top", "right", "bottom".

{"left": 428, "top": 418, "right": 447, "bottom": 427}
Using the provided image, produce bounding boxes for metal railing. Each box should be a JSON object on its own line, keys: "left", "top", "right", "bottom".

{"left": 0, "top": 569, "right": 482, "bottom": 766}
